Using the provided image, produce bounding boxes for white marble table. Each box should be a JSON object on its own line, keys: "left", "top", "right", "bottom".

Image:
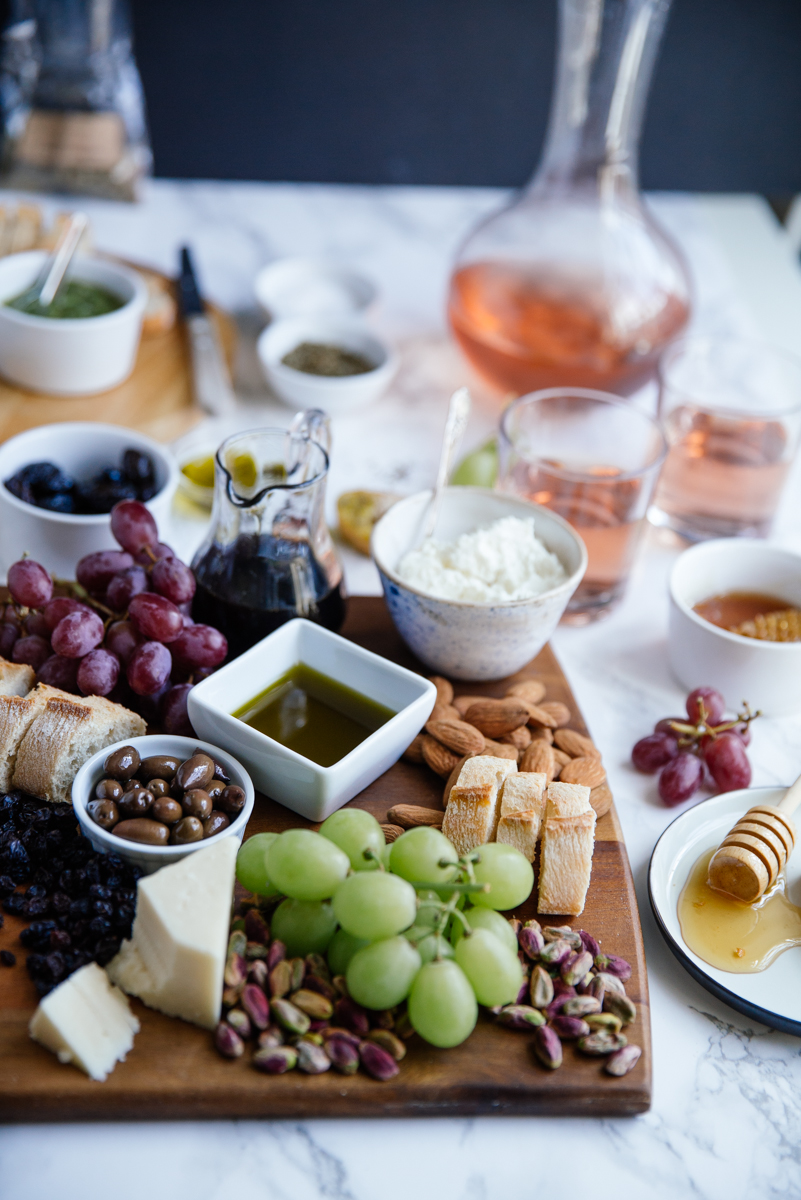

{"left": 3, "top": 182, "right": 801, "bottom": 1200}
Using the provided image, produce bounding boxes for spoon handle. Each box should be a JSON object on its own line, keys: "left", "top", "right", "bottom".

{"left": 422, "top": 386, "right": 471, "bottom": 541}
{"left": 37, "top": 212, "right": 88, "bottom": 307}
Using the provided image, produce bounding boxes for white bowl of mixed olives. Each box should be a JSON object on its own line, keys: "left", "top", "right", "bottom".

{"left": 72, "top": 735, "right": 255, "bottom": 874}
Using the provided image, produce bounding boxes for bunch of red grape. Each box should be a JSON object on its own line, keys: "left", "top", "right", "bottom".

{"left": 1, "top": 499, "right": 227, "bottom": 735}
{"left": 631, "top": 686, "right": 758, "bottom": 806}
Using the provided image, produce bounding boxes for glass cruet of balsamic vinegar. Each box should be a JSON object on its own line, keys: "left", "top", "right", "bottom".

{"left": 191, "top": 409, "right": 345, "bottom": 659}
{"left": 448, "top": 0, "right": 692, "bottom": 398}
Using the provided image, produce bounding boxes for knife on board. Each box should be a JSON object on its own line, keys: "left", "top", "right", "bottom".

{"left": 177, "top": 245, "right": 237, "bottom": 416}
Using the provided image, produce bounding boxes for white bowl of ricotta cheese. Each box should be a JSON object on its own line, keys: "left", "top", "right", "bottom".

{"left": 371, "top": 487, "right": 587, "bottom": 680}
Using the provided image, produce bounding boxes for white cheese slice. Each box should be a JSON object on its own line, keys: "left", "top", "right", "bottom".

{"left": 29, "top": 962, "right": 139, "bottom": 1081}
{"left": 107, "top": 838, "right": 237, "bottom": 1030}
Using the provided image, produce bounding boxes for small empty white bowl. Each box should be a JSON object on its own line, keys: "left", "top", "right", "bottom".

{"left": 187, "top": 618, "right": 437, "bottom": 822}
{"left": 0, "top": 421, "right": 179, "bottom": 579}
{"left": 669, "top": 539, "right": 801, "bottom": 716}
{"left": 0, "top": 251, "right": 147, "bottom": 395}
{"left": 371, "top": 487, "right": 587, "bottom": 680}
{"left": 72, "top": 734, "right": 255, "bottom": 875}
{"left": 254, "top": 257, "right": 375, "bottom": 320}
{"left": 257, "top": 316, "right": 397, "bottom": 412}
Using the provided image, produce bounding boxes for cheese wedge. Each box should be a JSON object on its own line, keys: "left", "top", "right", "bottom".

{"left": 107, "top": 838, "right": 237, "bottom": 1030}
{"left": 500, "top": 772, "right": 546, "bottom": 820}
{"left": 29, "top": 962, "right": 139, "bottom": 1081}
{"left": 442, "top": 755, "right": 517, "bottom": 855}
{"left": 538, "top": 808, "right": 597, "bottom": 916}
{"left": 545, "top": 780, "right": 591, "bottom": 819}
{"left": 497, "top": 810, "right": 540, "bottom": 861}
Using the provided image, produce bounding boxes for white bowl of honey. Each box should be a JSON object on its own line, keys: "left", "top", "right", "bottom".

{"left": 668, "top": 539, "right": 801, "bottom": 716}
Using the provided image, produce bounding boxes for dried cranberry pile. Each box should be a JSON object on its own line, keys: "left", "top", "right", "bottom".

{"left": 0, "top": 790, "right": 140, "bottom": 995}
{"left": 2, "top": 497, "right": 228, "bottom": 734}
{"left": 631, "top": 685, "right": 758, "bottom": 806}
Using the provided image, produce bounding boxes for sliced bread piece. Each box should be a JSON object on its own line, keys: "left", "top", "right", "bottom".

{"left": 497, "top": 810, "right": 540, "bottom": 861}
{"left": 538, "top": 808, "right": 597, "bottom": 916}
{"left": 13, "top": 690, "right": 145, "bottom": 804}
{"left": 0, "top": 657, "right": 35, "bottom": 697}
{"left": 545, "top": 780, "right": 591, "bottom": 820}
{"left": 500, "top": 772, "right": 547, "bottom": 820}
{"left": 442, "top": 755, "right": 517, "bottom": 854}
{"left": 0, "top": 688, "right": 51, "bottom": 791}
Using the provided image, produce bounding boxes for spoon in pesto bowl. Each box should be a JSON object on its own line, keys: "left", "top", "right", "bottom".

{"left": 11, "top": 211, "right": 88, "bottom": 313}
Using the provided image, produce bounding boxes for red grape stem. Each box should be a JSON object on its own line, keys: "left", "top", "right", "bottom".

{"left": 667, "top": 701, "right": 761, "bottom": 748}
{"left": 53, "top": 576, "right": 117, "bottom": 620}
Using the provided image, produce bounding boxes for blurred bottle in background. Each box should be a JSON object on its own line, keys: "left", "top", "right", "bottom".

{"left": 449, "top": 0, "right": 691, "bottom": 398}
{"left": 0, "top": 0, "right": 151, "bottom": 201}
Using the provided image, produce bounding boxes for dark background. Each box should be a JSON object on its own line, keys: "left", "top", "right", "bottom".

{"left": 15, "top": 0, "right": 801, "bottom": 191}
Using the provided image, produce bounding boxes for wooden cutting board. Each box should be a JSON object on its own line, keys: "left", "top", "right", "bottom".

{"left": 0, "top": 265, "right": 235, "bottom": 446}
{"left": 0, "top": 597, "right": 651, "bottom": 1121}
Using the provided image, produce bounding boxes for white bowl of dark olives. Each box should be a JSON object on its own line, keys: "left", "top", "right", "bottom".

{"left": 72, "top": 735, "right": 255, "bottom": 874}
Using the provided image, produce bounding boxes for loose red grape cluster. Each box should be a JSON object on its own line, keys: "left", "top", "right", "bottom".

{"left": 631, "top": 686, "right": 758, "bottom": 807}
{"left": 1, "top": 499, "right": 227, "bottom": 735}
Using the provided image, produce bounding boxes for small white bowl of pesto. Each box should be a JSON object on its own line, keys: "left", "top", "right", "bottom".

{"left": 0, "top": 251, "right": 147, "bottom": 395}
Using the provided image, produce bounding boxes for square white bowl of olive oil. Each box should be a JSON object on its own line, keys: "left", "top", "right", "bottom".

{"left": 187, "top": 619, "right": 437, "bottom": 821}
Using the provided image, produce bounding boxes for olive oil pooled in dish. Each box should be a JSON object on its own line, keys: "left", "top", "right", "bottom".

{"left": 233, "top": 664, "right": 394, "bottom": 767}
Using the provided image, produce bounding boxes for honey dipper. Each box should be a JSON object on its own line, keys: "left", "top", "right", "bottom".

{"left": 707, "top": 774, "right": 801, "bottom": 903}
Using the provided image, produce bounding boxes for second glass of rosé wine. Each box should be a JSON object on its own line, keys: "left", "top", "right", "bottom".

{"left": 498, "top": 388, "right": 667, "bottom": 623}
{"left": 649, "top": 336, "right": 801, "bottom": 542}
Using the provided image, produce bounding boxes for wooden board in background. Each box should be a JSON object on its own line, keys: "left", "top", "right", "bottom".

{"left": 0, "top": 597, "right": 651, "bottom": 1121}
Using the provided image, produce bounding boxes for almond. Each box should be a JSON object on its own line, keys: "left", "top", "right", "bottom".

{"left": 524, "top": 703, "right": 560, "bottom": 729}
{"left": 506, "top": 678, "right": 547, "bottom": 705}
{"left": 421, "top": 734, "right": 460, "bottom": 778}
{"left": 553, "top": 729, "right": 601, "bottom": 759}
{"left": 552, "top": 748, "right": 571, "bottom": 767}
{"left": 482, "top": 738, "right": 521, "bottom": 762}
{"left": 499, "top": 725, "right": 532, "bottom": 751}
{"left": 530, "top": 725, "right": 554, "bottom": 745}
{"left": 387, "top": 804, "right": 444, "bottom": 829}
{"left": 402, "top": 734, "right": 426, "bottom": 764}
{"left": 538, "top": 701, "right": 571, "bottom": 728}
{"left": 590, "top": 784, "right": 613, "bottom": 819}
{"left": 520, "top": 740, "right": 556, "bottom": 780}
{"left": 426, "top": 718, "right": 485, "bottom": 757}
{"left": 452, "top": 694, "right": 487, "bottom": 718}
{"left": 430, "top": 702, "right": 462, "bottom": 722}
{"left": 465, "top": 698, "right": 530, "bottom": 737}
{"left": 381, "top": 823, "right": 406, "bottom": 843}
{"left": 427, "top": 675, "right": 454, "bottom": 706}
{"left": 443, "top": 755, "right": 469, "bottom": 806}
{"left": 559, "top": 757, "right": 607, "bottom": 788}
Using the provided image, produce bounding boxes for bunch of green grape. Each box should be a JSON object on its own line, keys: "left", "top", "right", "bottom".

{"left": 235, "top": 809, "right": 534, "bottom": 1049}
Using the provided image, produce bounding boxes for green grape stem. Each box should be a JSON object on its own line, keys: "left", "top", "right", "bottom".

{"left": 361, "top": 847, "right": 386, "bottom": 871}
{"left": 411, "top": 881, "right": 490, "bottom": 895}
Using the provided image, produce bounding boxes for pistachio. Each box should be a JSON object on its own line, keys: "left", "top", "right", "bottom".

{"left": 595, "top": 971, "right": 627, "bottom": 997}
{"left": 374, "top": 1009, "right": 395, "bottom": 1030}
{"left": 334, "top": 995, "right": 370, "bottom": 1037}
{"left": 496, "top": 1004, "right": 546, "bottom": 1030}
{"left": 298, "top": 1032, "right": 325, "bottom": 1047}
{"left": 578, "top": 929, "right": 600, "bottom": 958}
{"left": 227, "top": 929, "right": 247, "bottom": 959}
{"left": 257, "top": 1026, "right": 284, "bottom": 1049}
{"left": 253, "top": 1045, "right": 297, "bottom": 1073}
{"left": 305, "top": 953, "right": 330, "bottom": 982}
{"left": 224, "top": 950, "right": 247, "bottom": 989}
{"left": 246, "top": 941, "right": 269, "bottom": 960}
{"left": 248, "top": 960, "right": 269, "bottom": 990}
{"left": 269, "top": 959, "right": 293, "bottom": 999}
{"left": 551, "top": 1015, "right": 591, "bottom": 1040}
{"left": 585, "top": 1012, "right": 623, "bottom": 1034}
{"left": 226, "top": 1008, "right": 252, "bottom": 1039}
{"left": 322, "top": 1026, "right": 362, "bottom": 1049}
{"left": 271, "top": 997, "right": 311, "bottom": 1035}
{"left": 230, "top": 916, "right": 246, "bottom": 934}
{"left": 367, "top": 1029, "right": 407, "bottom": 1060}
{"left": 530, "top": 965, "right": 554, "bottom": 1009}
{"left": 604, "top": 1044, "right": 643, "bottom": 1076}
{"left": 242, "top": 983, "right": 270, "bottom": 1030}
{"left": 562, "top": 995, "right": 601, "bottom": 1017}
{"left": 544, "top": 926, "right": 583, "bottom": 951}
{"left": 561, "top": 950, "right": 593, "bottom": 986}
{"left": 291, "top": 988, "right": 334, "bottom": 1020}
{"left": 577, "top": 1031, "right": 628, "bottom": 1057}
{"left": 222, "top": 983, "right": 244, "bottom": 1009}
{"left": 326, "top": 1034, "right": 360, "bottom": 1074}
{"left": 244, "top": 909, "right": 270, "bottom": 944}
{"left": 539, "top": 938, "right": 572, "bottom": 966}
{"left": 515, "top": 977, "right": 530, "bottom": 1005}
{"left": 359, "top": 1039, "right": 400, "bottom": 1081}
{"left": 331, "top": 975, "right": 349, "bottom": 997}
{"left": 267, "top": 939, "right": 287, "bottom": 970}
{"left": 603, "top": 991, "right": 637, "bottom": 1026}
{"left": 214, "top": 1021, "right": 245, "bottom": 1059}
{"left": 393, "top": 1011, "right": 416, "bottom": 1040}
{"left": 303, "top": 973, "right": 337, "bottom": 1002}
{"left": 519, "top": 925, "right": 545, "bottom": 960}
{"left": 545, "top": 994, "right": 572, "bottom": 1021}
{"left": 507, "top": 918, "right": 522, "bottom": 939}
{"left": 289, "top": 957, "right": 306, "bottom": 991}
{"left": 532, "top": 1025, "right": 563, "bottom": 1070}
{"left": 595, "top": 952, "right": 632, "bottom": 982}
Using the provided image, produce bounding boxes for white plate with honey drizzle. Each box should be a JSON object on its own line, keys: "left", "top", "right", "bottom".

{"left": 649, "top": 782, "right": 801, "bottom": 1035}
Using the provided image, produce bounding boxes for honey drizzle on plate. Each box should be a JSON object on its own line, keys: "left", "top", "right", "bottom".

{"left": 678, "top": 848, "right": 801, "bottom": 973}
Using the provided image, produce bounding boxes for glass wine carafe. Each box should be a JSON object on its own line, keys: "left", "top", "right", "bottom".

{"left": 448, "top": 0, "right": 691, "bottom": 398}
{"left": 192, "top": 410, "right": 345, "bottom": 659}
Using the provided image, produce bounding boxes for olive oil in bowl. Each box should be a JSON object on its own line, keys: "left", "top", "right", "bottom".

{"left": 233, "top": 663, "right": 394, "bottom": 767}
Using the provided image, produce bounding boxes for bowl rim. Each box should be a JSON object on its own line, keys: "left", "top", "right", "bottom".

{"left": 253, "top": 256, "right": 376, "bottom": 316}
{"left": 371, "top": 485, "right": 588, "bottom": 610}
{"left": 72, "top": 733, "right": 255, "bottom": 859}
{"left": 0, "top": 421, "right": 179, "bottom": 526}
{"left": 0, "top": 250, "right": 148, "bottom": 329}
{"left": 257, "top": 318, "right": 395, "bottom": 386}
{"left": 669, "top": 537, "right": 801, "bottom": 654}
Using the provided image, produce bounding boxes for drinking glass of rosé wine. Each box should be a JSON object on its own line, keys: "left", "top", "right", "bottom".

{"left": 649, "top": 336, "right": 801, "bottom": 541}
{"left": 498, "top": 389, "right": 667, "bottom": 623}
